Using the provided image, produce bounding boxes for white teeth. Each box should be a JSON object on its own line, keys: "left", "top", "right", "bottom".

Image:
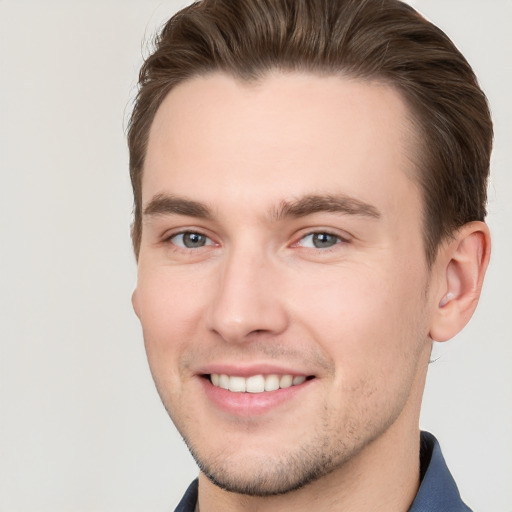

{"left": 264, "top": 374, "right": 280, "bottom": 391}
{"left": 218, "top": 374, "right": 230, "bottom": 390}
{"left": 279, "top": 374, "right": 293, "bottom": 388}
{"left": 246, "top": 375, "right": 265, "bottom": 393}
{"left": 228, "top": 376, "right": 246, "bottom": 392}
{"left": 210, "top": 373, "right": 308, "bottom": 393}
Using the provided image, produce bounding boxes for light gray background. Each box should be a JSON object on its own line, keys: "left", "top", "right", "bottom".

{"left": 1, "top": 1, "right": 510, "bottom": 511}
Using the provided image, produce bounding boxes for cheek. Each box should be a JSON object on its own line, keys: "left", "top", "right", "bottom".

{"left": 290, "top": 261, "right": 429, "bottom": 381}
{"left": 136, "top": 270, "right": 210, "bottom": 386}
{"left": 138, "top": 266, "right": 209, "bottom": 333}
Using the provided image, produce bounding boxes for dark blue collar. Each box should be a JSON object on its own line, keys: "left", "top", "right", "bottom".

{"left": 408, "top": 431, "right": 472, "bottom": 511}
{"left": 174, "top": 432, "right": 472, "bottom": 511}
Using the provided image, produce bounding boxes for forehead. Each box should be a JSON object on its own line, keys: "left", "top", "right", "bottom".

{"left": 143, "top": 72, "right": 420, "bottom": 218}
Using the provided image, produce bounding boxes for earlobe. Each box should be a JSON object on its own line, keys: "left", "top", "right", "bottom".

{"left": 429, "top": 221, "right": 491, "bottom": 342}
{"left": 132, "top": 288, "right": 141, "bottom": 319}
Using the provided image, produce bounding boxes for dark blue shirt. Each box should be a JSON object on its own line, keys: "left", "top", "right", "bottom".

{"left": 174, "top": 432, "right": 472, "bottom": 512}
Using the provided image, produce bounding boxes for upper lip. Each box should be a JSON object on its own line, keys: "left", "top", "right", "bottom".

{"left": 196, "top": 363, "right": 313, "bottom": 378}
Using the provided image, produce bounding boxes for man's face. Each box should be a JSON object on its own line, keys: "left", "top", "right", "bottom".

{"left": 133, "top": 73, "right": 435, "bottom": 495}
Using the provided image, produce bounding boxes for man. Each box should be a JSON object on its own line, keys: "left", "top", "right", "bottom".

{"left": 128, "top": 0, "right": 492, "bottom": 510}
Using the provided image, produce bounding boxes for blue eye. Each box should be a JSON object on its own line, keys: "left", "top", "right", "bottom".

{"left": 170, "top": 232, "right": 213, "bottom": 249}
{"left": 299, "top": 232, "right": 342, "bottom": 249}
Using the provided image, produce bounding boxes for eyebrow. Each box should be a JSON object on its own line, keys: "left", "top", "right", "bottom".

{"left": 143, "top": 194, "right": 213, "bottom": 219}
{"left": 271, "top": 194, "right": 381, "bottom": 221}
{"left": 142, "top": 192, "right": 381, "bottom": 222}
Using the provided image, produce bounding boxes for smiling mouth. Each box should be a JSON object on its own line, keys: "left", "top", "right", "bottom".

{"left": 206, "top": 373, "right": 313, "bottom": 393}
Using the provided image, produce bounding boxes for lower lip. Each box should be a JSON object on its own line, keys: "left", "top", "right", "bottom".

{"left": 200, "top": 377, "right": 313, "bottom": 416}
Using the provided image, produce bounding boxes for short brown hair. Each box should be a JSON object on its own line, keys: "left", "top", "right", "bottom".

{"left": 128, "top": 0, "right": 492, "bottom": 265}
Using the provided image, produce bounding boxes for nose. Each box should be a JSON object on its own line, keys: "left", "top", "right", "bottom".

{"left": 205, "top": 246, "right": 289, "bottom": 343}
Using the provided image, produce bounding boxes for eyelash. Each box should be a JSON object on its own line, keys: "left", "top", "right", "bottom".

{"left": 165, "top": 230, "right": 217, "bottom": 250}
{"left": 293, "top": 231, "right": 349, "bottom": 250}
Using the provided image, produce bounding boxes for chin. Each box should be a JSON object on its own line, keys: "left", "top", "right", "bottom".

{"left": 183, "top": 432, "right": 356, "bottom": 497}
{"left": 196, "top": 453, "right": 330, "bottom": 496}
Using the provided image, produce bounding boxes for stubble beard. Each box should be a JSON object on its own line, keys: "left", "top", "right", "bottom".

{"left": 160, "top": 374, "right": 415, "bottom": 497}
{"left": 176, "top": 413, "right": 390, "bottom": 497}
{"left": 186, "top": 432, "right": 348, "bottom": 496}
{"left": 154, "top": 331, "right": 427, "bottom": 497}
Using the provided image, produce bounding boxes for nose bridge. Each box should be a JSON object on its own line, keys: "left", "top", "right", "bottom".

{"left": 206, "top": 240, "right": 288, "bottom": 342}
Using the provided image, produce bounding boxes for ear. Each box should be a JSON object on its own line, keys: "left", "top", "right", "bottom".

{"left": 132, "top": 288, "right": 141, "bottom": 319}
{"left": 429, "top": 221, "right": 491, "bottom": 342}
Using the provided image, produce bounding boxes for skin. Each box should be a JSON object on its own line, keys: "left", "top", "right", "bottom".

{"left": 132, "top": 72, "right": 490, "bottom": 511}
